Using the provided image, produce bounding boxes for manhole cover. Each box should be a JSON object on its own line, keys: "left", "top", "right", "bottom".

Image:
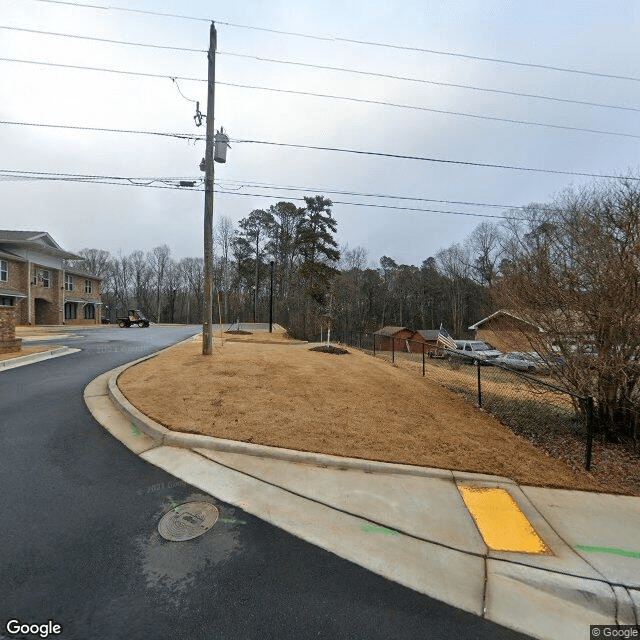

{"left": 158, "top": 501, "right": 219, "bottom": 541}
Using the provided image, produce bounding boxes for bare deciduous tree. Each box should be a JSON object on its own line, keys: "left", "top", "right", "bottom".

{"left": 495, "top": 179, "right": 640, "bottom": 443}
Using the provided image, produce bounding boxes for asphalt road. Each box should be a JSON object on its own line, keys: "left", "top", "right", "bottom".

{"left": 0, "top": 326, "right": 533, "bottom": 640}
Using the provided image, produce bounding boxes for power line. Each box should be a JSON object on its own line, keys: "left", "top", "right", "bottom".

{"left": 0, "top": 56, "right": 204, "bottom": 83}
{"left": 31, "top": 0, "right": 640, "bottom": 83}
{"left": 1, "top": 119, "right": 636, "bottom": 181}
{"left": 218, "top": 52, "right": 640, "bottom": 114}
{"left": 33, "top": 0, "right": 210, "bottom": 23}
{"left": 0, "top": 167, "right": 547, "bottom": 210}
{"left": 218, "top": 80, "right": 640, "bottom": 141}
{"left": 0, "top": 169, "right": 526, "bottom": 219}
{"left": 0, "top": 119, "right": 203, "bottom": 140}
{"left": 3, "top": 24, "right": 637, "bottom": 114}
{"left": 0, "top": 24, "right": 206, "bottom": 52}
{"left": 230, "top": 138, "right": 639, "bottom": 182}
{"left": 3, "top": 57, "right": 639, "bottom": 141}
{"left": 216, "top": 179, "right": 540, "bottom": 210}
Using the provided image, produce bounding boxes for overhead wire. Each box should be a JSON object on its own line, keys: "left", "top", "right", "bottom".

{"left": 216, "top": 179, "right": 529, "bottom": 209}
{"left": 0, "top": 168, "right": 551, "bottom": 210}
{"left": 1, "top": 119, "right": 636, "bottom": 182}
{"left": 31, "top": 0, "right": 640, "bottom": 83}
{"left": 0, "top": 169, "right": 528, "bottom": 220}
{"left": 2, "top": 24, "right": 638, "bottom": 114}
{"left": 229, "top": 137, "right": 639, "bottom": 182}
{"left": 2, "top": 57, "right": 639, "bottom": 141}
{"left": 0, "top": 119, "right": 202, "bottom": 140}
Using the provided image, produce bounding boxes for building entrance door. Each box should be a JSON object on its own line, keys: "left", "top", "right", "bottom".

{"left": 34, "top": 298, "right": 49, "bottom": 325}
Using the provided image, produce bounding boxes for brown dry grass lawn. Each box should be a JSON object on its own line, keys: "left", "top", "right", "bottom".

{"left": 115, "top": 330, "right": 634, "bottom": 494}
{"left": 0, "top": 345, "right": 53, "bottom": 361}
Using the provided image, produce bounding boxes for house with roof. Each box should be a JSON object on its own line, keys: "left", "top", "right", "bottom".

{"left": 468, "top": 310, "right": 544, "bottom": 352}
{"left": 0, "top": 230, "right": 102, "bottom": 325}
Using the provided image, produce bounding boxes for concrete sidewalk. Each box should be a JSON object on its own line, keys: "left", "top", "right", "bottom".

{"left": 85, "top": 351, "right": 640, "bottom": 640}
{"left": 0, "top": 346, "right": 80, "bottom": 370}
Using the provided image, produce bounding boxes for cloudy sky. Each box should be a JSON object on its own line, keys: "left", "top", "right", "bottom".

{"left": 2, "top": 0, "right": 639, "bottom": 267}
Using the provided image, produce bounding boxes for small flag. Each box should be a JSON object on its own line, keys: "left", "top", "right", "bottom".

{"left": 437, "top": 324, "right": 457, "bottom": 350}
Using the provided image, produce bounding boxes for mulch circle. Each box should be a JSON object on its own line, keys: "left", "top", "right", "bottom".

{"left": 309, "top": 345, "right": 350, "bottom": 355}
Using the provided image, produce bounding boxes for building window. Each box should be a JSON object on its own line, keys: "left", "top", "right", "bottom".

{"left": 0, "top": 296, "right": 13, "bottom": 306}
{"left": 64, "top": 302, "right": 77, "bottom": 319}
{"left": 41, "top": 270, "right": 50, "bottom": 288}
{"left": 84, "top": 304, "right": 95, "bottom": 320}
{"left": 85, "top": 279, "right": 92, "bottom": 293}
{"left": 0, "top": 260, "right": 7, "bottom": 282}
{"left": 65, "top": 274, "right": 73, "bottom": 291}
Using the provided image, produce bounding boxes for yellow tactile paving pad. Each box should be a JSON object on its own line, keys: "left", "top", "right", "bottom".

{"left": 458, "top": 485, "right": 551, "bottom": 554}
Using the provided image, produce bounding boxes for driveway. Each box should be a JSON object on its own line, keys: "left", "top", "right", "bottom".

{"left": 0, "top": 326, "right": 531, "bottom": 639}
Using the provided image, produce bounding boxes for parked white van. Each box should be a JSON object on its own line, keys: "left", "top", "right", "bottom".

{"left": 454, "top": 340, "right": 502, "bottom": 363}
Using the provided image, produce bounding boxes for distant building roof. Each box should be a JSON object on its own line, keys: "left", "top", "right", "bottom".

{"left": 65, "top": 267, "right": 101, "bottom": 280}
{"left": 374, "top": 326, "right": 409, "bottom": 337}
{"left": 468, "top": 310, "right": 542, "bottom": 332}
{"left": 416, "top": 330, "right": 439, "bottom": 341}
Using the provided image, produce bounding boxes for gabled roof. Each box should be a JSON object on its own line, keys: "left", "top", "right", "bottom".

{"left": 416, "top": 330, "right": 440, "bottom": 341}
{"left": 374, "top": 326, "right": 410, "bottom": 336}
{"left": 468, "top": 310, "right": 543, "bottom": 332}
{"left": 0, "top": 230, "right": 82, "bottom": 260}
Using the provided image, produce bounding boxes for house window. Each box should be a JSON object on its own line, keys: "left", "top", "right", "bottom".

{"left": 85, "top": 279, "right": 92, "bottom": 293}
{"left": 64, "top": 302, "right": 77, "bottom": 319}
{"left": 0, "top": 260, "right": 7, "bottom": 282}
{"left": 0, "top": 296, "right": 13, "bottom": 306}
{"left": 65, "top": 274, "right": 73, "bottom": 291}
{"left": 84, "top": 304, "right": 95, "bottom": 320}
{"left": 41, "top": 270, "right": 50, "bottom": 288}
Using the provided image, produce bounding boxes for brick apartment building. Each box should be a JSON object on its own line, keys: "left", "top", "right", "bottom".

{"left": 0, "top": 230, "right": 102, "bottom": 325}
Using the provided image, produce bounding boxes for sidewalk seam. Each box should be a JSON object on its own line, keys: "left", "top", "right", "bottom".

{"left": 519, "top": 485, "right": 613, "bottom": 586}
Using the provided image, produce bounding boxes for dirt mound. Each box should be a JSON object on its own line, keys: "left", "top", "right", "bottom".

{"left": 309, "top": 345, "right": 349, "bottom": 355}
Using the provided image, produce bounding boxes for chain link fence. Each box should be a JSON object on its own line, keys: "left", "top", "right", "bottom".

{"left": 339, "top": 330, "right": 597, "bottom": 470}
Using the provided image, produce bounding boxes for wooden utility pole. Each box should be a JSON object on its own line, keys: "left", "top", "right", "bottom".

{"left": 202, "top": 22, "right": 217, "bottom": 355}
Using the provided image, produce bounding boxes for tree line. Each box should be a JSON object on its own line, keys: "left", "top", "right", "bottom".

{"left": 70, "top": 194, "right": 494, "bottom": 339}
{"left": 68, "top": 178, "right": 640, "bottom": 442}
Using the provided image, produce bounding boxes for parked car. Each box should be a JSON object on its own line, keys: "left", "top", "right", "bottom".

{"left": 453, "top": 340, "right": 502, "bottom": 364}
{"left": 494, "top": 351, "right": 550, "bottom": 374}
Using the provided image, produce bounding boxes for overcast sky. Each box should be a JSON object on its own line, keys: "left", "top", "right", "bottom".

{"left": 2, "top": 0, "right": 639, "bottom": 267}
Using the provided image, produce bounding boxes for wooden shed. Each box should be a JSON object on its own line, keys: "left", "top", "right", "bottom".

{"left": 374, "top": 326, "right": 428, "bottom": 353}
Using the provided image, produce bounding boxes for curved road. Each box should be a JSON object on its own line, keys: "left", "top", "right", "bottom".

{"left": 0, "top": 326, "right": 532, "bottom": 639}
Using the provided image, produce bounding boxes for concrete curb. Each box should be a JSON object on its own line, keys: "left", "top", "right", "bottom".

{"left": 107, "top": 338, "right": 515, "bottom": 483}
{"left": 108, "top": 370, "right": 516, "bottom": 483}
{"left": 0, "top": 346, "right": 80, "bottom": 371}
{"left": 90, "top": 338, "right": 638, "bottom": 640}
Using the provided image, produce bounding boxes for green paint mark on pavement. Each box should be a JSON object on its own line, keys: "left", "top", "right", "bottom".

{"left": 171, "top": 501, "right": 179, "bottom": 513}
{"left": 219, "top": 518, "right": 247, "bottom": 524}
{"left": 131, "top": 423, "right": 140, "bottom": 436}
{"left": 575, "top": 545, "right": 640, "bottom": 559}
{"left": 361, "top": 524, "right": 400, "bottom": 536}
